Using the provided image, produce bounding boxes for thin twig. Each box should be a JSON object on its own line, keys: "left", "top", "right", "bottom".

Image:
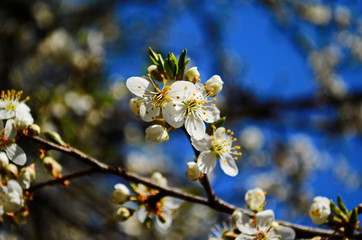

{"left": 23, "top": 135, "right": 357, "bottom": 239}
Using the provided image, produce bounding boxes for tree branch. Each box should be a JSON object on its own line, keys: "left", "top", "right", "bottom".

{"left": 23, "top": 135, "right": 353, "bottom": 239}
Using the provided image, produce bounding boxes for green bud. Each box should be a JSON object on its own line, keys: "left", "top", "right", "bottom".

{"left": 28, "top": 124, "right": 41, "bottom": 136}
{"left": 42, "top": 130, "right": 67, "bottom": 146}
{"left": 114, "top": 207, "right": 132, "bottom": 222}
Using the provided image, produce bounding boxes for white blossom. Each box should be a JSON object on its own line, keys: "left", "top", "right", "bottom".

{"left": 309, "top": 196, "right": 331, "bottom": 225}
{"left": 0, "top": 90, "right": 33, "bottom": 129}
{"left": 126, "top": 77, "right": 171, "bottom": 122}
{"left": 111, "top": 183, "right": 130, "bottom": 205}
{"left": 245, "top": 188, "right": 266, "bottom": 211}
{"left": 186, "top": 162, "right": 201, "bottom": 180}
{"left": 191, "top": 127, "right": 241, "bottom": 176}
{"left": 233, "top": 209, "right": 295, "bottom": 240}
{"left": 145, "top": 125, "right": 169, "bottom": 143}
{"left": 18, "top": 165, "right": 36, "bottom": 189}
{"left": 204, "top": 75, "right": 223, "bottom": 97}
{"left": 0, "top": 120, "right": 27, "bottom": 166}
{"left": 163, "top": 81, "right": 220, "bottom": 139}
{"left": 0, "top": 180, "right": 23, "bottom": 215}
{"left": 185, "top": 67, "right": 200, "bottom": 83}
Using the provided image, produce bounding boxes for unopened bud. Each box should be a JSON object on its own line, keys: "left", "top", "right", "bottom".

{"left": 114, "top": 207, "right": 132, "bottom": 221}
{"left": 309, "top": 196, "right": 331, "bottom": 225}
{"left": 245, "top": 188, "right": 266, "bottom": 211}
{"left": 185, "top": 67, "right": 200, "bottom": 83}
{"left": 205, "top": 75, "right": 223, "bottom": 97}
{"left": 28, "top": 124, "right": 41, "bottom": 136}
{"left": 151, "top": 172, "right": 167, "bottom": 186}
{"left": 19, "top": 164, "right": 36, "bottom": 189}
{"left": 185, "top": 162, "right": 200, "bottom": 180}
{"left": 111, "top": 183, "right": 130, "bottom": 205}
{"left": 129, "top": 97, "right": 143, "bottom": 117}
{"left": 6, "top": 163, "right": 19, "bottom": 178}
{"left": 0, "top": 152, "right": 9, "bottom": 169}
{"left": 43, "top": 156, "right": 62, "bottom": 179}
{"left": 145, "top": 125, "right": 169, "bottom": 143}
{"left": 147, "top": 65, "right": 163, "bottom": 81}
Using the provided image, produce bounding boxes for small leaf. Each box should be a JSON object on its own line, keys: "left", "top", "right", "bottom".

{"left": 337, "top": 195, "right": 349, "bottom": 214}
{"left": 350, "top": 208, "right": 358, "bottom": 226}
{"left": 42, "top": 131, "right": 67, "bottom": 146}
{"left": 176, "top": 49, "right": 190, "bottom": 79}
{"left": 206, "top": 117, "right": 226, "bottom": 134}
{"left": 330, "top": 200, "right": 348, "bottom": 222}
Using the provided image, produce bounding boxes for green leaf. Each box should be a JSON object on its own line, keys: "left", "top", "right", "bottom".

{"left": 164, "top": 52, "right": 178, "bottom": 79}
{"left": 176, "top": 49, "right": 189, "bottom": 79}
{"left": 148, "top": 47, "right": 165, "bottom": 73}
{"left": 206, "top": 117, "right": 227, "bottom": 135}
{"left": 350, "top": 208, "right": 358, "bottom": 226}
{"left": 42, "top": 130, "right": 67, "bottom": 146}
{"left": 337, "top": 195, "right": 349, "bottom": 214}
{"left": 330, "top": 200, "right": 348, "bottom": 222}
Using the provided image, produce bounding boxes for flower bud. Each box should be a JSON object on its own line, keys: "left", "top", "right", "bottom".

{"left": 185, "top": 162, "right": 200, "bottom": 181}
{"left": 145, "top": 125, "right": 169, "bottom": 143}
{"left": 111, "top": 183, "right": 130, "bottom": 205}
{"left": 129, "top": 97, "right": 143, "bottom": 117}
{"left": 28, "top": 124, "right": 41, "bottom": 136}
{"left": 14, "top": 112, "right": 34, "bottom": 131}
{"left": 151, "top": 172, "right": 167, "bottom": 186}
{"left": 114, "top": 207, "right": 133, "bottom": 221}
{"left": 309, "top": 196, "right": 331, "bottom": 225}
{"left": 204, "top": 75, "right": 223, "bottom": 97}
{"left": 43, "top": 156, "right": 62, "bottom": 179}
{"left": 0, "top": 152, "right": 9, "bottom": 169}
{"left": 147, "top": 65, "right": 163, "bottom": 81}
{"left": 5, "top": 163, "right": 19, "bottom": 178}
{"left": 19, "top": 164, "right": 36, "bottom": 189}
{"left": 245, "top": 188, "right": 266, "bottom": 211}
{"left": 185, "top": 67, "right": 200, "bottom": 83}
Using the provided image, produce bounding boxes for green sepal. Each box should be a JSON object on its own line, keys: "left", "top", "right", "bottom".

{"left": 42, "top": 130, "right": 67, "bottom": 146}
{"left": 206, "top": 117, "right": 227, "bottom": 135}
{"left": 350, "top": 208, "right": 358, "bottom": 226}
{"left": 176, "top": 49, "right": 190, "bottom": 79}
{"left": 337, "top": 195, "right": 349, "bottom": 215}
{"left": 164, "top": 52, "right": 178, "bottom": 79}
{"left": 330, "top": 200, "right": 348, "bottom": 222}
{"left": 148, "top": 47, "right": 165, "bottom": 73}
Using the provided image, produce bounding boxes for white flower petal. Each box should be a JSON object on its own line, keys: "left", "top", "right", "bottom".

{"left": 198, "top": 102, "right": 220, "bottom": 123}
{"left": 256, "top": 210, "right": 275, "bottom": 227}
{"left": 7, "top": 180, "right": 23, "bottom": 196}
{"left": 191, "top": 134, "right": 212, "bottom": 151}
{"left": 185, "top": 115, "right": 205, "bottom": 140}
{"left": 155, "top": 210, "right": 172, "bottom": 231}
{"left": 275, "top": 226, "right": 296, "bottom": 240}
{"left": 163, "top": 102, "right": 186, "bottom": 128}
{"left": 219, "top": 153, "right": 238, "bottom": 176}
{"left": 139, "top": 103, "right": 160, "bottom": 122}
{"left": 0, "top": 110, "right": 15, "bottom": 119}
{"left": 5, "top": 119, "right": 16, "bottom": 139}
{"left": 126, "top": 77, "right": 154, "bottom": 97}
{"left": 168, "top": 81, "right": 196, "bottom": 100}
{"left": 6, "top": 144, "right": 27, "bottom": 166}
{"left": 138, "top": 207, "right": 148, "bottom": 223}
{"left": 197, "top": 150, "right": 217, "bottom": 174}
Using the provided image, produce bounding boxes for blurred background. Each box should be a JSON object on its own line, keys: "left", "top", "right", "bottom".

{"left": 1, "top": 0, "right": 362, "bottom": 239}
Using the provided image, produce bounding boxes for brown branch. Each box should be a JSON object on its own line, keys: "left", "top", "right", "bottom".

{"left": 23, "top": 135, "right": 356, "bottom": 239}
{"left": 28, "top": 167, "right": 99, "bottom": 192}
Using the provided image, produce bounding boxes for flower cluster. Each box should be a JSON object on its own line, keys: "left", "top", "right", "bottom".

{"left": 208, "top": 188, "right": 295, "bottom": 240}
{"left": 126, "top": 49, "right": 241, "bottom": 177}
{"left": 111, "top": 172, "right": 181, "bottom": 231}
{"left": 0, "top": 90, "right": 36, "bottom": 222}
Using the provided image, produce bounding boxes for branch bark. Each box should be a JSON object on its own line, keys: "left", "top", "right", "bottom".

{"left": 24, "top": 135, "right": 355, "bottom": 239}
